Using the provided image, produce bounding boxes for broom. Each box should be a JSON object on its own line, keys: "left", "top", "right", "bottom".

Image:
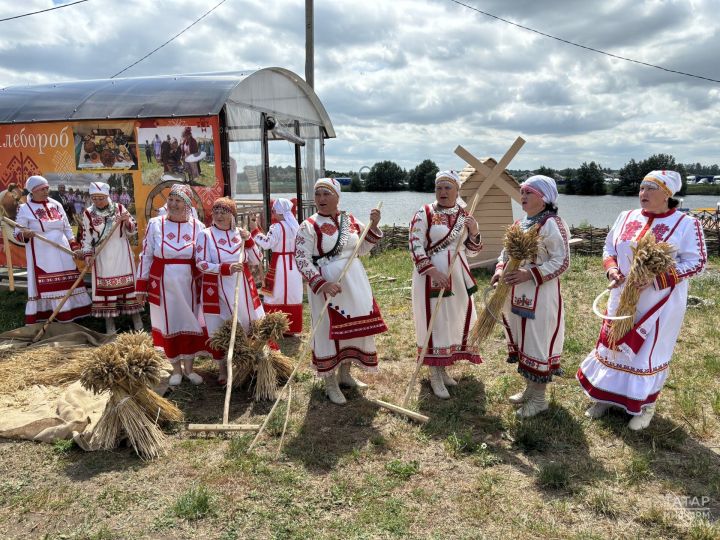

{"left": 469, "top": 223, "right": 540, "bottom": 345}
{"left": 607, "top": 233, "right": 675, "bottom": 350}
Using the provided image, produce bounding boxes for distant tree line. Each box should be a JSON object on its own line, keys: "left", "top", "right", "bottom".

{"left": 326, "top": 154, "right": 719, "bottom": 195}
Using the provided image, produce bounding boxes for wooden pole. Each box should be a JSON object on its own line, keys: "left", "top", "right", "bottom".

{"left": 32, "top": 218, "right": 123, "bottom": 343}
{"left": 400, "top": 137, "right": 525, "bottom": 408}
{"left": 248, "top": 202, "right": 383, "bottom": 452}
{"left": 188, "top": 236, "right": 246, "bottom": 433}
{"left": 1, "top": 224, "right": 14, "bottom": 291}
{"left": 2, "top": 216, "right": 76, "bottom": 257}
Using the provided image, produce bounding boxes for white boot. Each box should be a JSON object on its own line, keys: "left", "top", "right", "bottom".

{"left": 517, "top": 382, "right": 548, "bottom": 418}
{"left": 131, "top": 313, "right": 144, "bottom": 332}
{"left": 440, "top": 366, "right": 457, "bottom": 387}
{"left": 325, "top": 371, "right": 347, "bottom": 405}
{"left": 509, "top": 381, "right": 531, "bottom": 404}
{"left": 585, "top": 402, "right": 611, "bottom": 419}
{"left": 429, "top": 366, "right": 450, "bottom": 399}
{"left": 628, "top": 405, "right": 655, "bottom": 431}
{"left": 338, "top": 363, "right": 368, "bottom": 389}
{"left": 104, "top": 317, "right": 116, "bottom": 335}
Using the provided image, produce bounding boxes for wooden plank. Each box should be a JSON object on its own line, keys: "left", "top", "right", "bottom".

{"left": 187, "top": 423, "right": 260, "bottom": 432}
{"left": 456, "top": 146, "right": 522, "bottom": 203}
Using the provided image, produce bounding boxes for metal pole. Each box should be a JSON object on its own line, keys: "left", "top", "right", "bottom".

{"left": 219, "top": 107, "right": 231, "bottom": 198}
{"left": 261, "top": 113, "right": 272, "bottom": 231}
{"left": 305, "top": 0, "right": 314, "bottom": 89}
{"left": 294, "top": 120, "right": 304, "bottom": 222}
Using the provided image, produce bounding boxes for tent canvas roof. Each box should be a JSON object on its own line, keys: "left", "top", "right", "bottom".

{"left": 0, "top": 67, "right": 335, "bottom": 137}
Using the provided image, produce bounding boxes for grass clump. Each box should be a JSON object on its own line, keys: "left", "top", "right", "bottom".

{"left": 586, "top": 489, "right": 619, "bottom": 519}
{"left": 171, "top": 484, "right": 216, "bottom": 521}
{"left": 385, "top": 459, "right": 420, "bottom": 480}
{"left": 537, "top": 461, "right": 570, "bottom": 490}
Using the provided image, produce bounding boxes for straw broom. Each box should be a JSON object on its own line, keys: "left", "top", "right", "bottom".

{"left": 607, "top": 233, "right": 675, "bottom": 350}
{"left": 470, "top": 223, "right": 540, "bottom": 345}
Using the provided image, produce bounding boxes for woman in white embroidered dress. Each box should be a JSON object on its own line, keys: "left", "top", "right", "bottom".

{"left": 492, "top": 175, "right": 570, "bottom": 418}
{"left": 252, "top": 198, "right": 304, "bottom": 335}
{"left": 294, "top": 178, "right": 387, "bottom": 405}
{"left": 14, "top": 175, "right": 91, "bottom": 324}
{"left": 195, "top": 197, "right": 264, "bottom": 385}
{"left": 80, "top": 181, "right": 143, "bottom": 334}
{"left": 136, "top": 184, "right": 210, "bottom": 386}
{"left": 577, "top": 170, "right": 706, "bottom": 430}
{"left": 409, "top": 170, "right": 483, "bottom": 399}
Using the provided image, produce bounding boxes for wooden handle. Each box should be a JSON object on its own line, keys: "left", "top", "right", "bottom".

{"left": 222, "top": 236, "right": 246, "bottom": 425}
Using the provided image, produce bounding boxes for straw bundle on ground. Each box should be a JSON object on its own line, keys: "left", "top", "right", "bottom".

{"left": 607, "top": 233, "right": 675, "bottom": 350}
{"left": 80, "top": 332, "right": 182, "bottom": 459}
{"left": 0, "top": 346, "right": 94, "bottom": 395}
{"left": 470, "top": 223, "right": 540, "bottom": 345}
{"left": 209, "top": 312, "right": 293, "bottom": 401}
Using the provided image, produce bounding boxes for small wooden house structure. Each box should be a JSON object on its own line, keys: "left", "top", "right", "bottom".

{"left": 459, "top": 158, "right": 521, "bottom": 268}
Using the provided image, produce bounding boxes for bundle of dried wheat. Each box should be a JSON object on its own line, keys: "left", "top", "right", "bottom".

{"left": 210, "top": 312, "right": 292, "bottom": 401}
{"left": 607, "top": 233, "right": 675, "bottom": 350}
{"left": 470, "top": 223, "right": 540, "bottom": 345}
{"left": 0, "top": 346, "right": 94, "bottom": 395}
{"left": 80, "top": 332, "right": 182, "bottom": 459}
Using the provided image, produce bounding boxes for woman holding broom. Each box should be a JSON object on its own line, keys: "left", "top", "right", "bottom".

{"left": 294, "top": 177, "right": 387, "bottom": 405}
{"left": 80, "top": 182, "right": 144, "bottom": 334}
{"left": 577, "top": 170, "right": 706, "bottom": 430}
{"left": 252, "top": 198, "right": 304, "bottom": 335}
{"left": 409, "top": 170, "right": 483, "bottom": 399}
{"left": 136, "top": 184, "right": 211, "bottom": 386}
{"left": 195, "top": 197, "right": 265, "bottom": 385}
{"left": 491, "top": 175, "right": 570, "bottom": 418}
{"left": 13, "top": 175, "right": 92, "bottom": 324}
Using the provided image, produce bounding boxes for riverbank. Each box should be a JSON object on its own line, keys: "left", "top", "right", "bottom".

{"left": 0, "top": 252, "right": 718, "bottom": 539}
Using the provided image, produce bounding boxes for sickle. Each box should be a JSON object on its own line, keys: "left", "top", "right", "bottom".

{"left": 592, "top": 281, "right": 632, "bottom": 321}
{"left": 481, "top": 285, "right": 505, "bottom": 325}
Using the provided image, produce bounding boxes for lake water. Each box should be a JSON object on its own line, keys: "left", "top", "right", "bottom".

{"left": 256, "top": 192, "right": 720, "bottom": 228}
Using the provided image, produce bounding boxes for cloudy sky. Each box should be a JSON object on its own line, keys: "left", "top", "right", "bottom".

{"left": 1, "top": 0, "right": 719, "bottom": 173}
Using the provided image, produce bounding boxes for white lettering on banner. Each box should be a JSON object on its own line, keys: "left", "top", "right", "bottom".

{"left": 1, "top": 125, "right": 70, "bottom": 153}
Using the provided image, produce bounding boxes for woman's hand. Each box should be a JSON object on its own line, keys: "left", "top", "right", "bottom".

{"left": 239, "top": 229, "right": 250, "bottom": 240}
{"left": 136, "top": 292, "right": 147, "bottom": 305}
{"left": 427, "top": 268, "right": 450, "bottom": 290}
{"left": 319, "top": 282, "right": 342, "bottom": 297}
{"left": 73, "top": 249, "right": 84, "bottom": 259}
{"left": 465, "top": 215, "right": 479, "bottom": 236}
{"left": 503, "top": 269, "right": 532, "bottom": 285}
{"left": 230, "top": 262, "right": 244, "bottom": 273}
{"left": 369, "top": 208, "right": 381, "bottom": 228}
{"left": 21, "top": 230, "right": 35, "bottom": 240}
{"left": 607, "top": 268, "right": 625, "bottom": 289}
{"left": 490, "top": 271, "right": 502, "bottom": 288}
{"left": 119, "top": 211, "right": 131, "bottom": 222}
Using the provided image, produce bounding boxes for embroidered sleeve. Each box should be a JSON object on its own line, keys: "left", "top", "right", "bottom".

{"left": 195, "top": 230, "right": 225, "bottom": 275}
{"left": 529, "top": 217, "right": 570, "bottom": 286}
{"left": 464, "top": 231, "right": 483, "bottom": 257}
{"left": 252, "top": 223, "right": 280, "bottom": 250}
{"left": 409, "top": 207, "right": 434, "bottom": 275}
{"left": 350, "top": 214, "right": 383, "bottom": 257}
{"left": 81, "top": 210, "right": 94, "bottom": 256}
{"left": 120, "top": 204, "right": 137, "bottom": 235}
{"left": 244, "top": 234, "right": 263, "bottom": 266}
{"left": 603, "top": 211, "right": 628, "bottom": 275}
{"left": 136, "top": 220, "right": 157, "bottom": 292}
{"left": 294, "top": 219, "right": 326, "bottom": 293}
{"left": 654, "top": 217, "right": 707, "bottom": 290}
{"left": 13, "top": 204, "right": 31, "bottom": 243}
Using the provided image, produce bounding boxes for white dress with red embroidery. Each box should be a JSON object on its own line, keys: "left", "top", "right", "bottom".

{"left": 81, "top": 204, "right": 142, "bottom": 317}
{"left": 136, "top": 216, "right": 212, "bottom": 362}
{"left": 294, "top": 212, "right": 387, "bottom": 377}
{"left": 498, "top": 213, "right": 570, "bottom": 383}
{"left": 409, "top": 203, "right": 483, "bottom": 366}
{"left": 577, "top": 208, "right": 706, "bottom": 414}
{"left": 195, "top": 226, "right": 265, "bottom": 360}
{"left": 252, "top": 221, "right": 304, "bottom": 334}
{"left": 14, "top": 198, "right": 91, "bottom": 324}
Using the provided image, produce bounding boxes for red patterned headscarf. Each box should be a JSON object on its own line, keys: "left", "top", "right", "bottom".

{"left": 169, "top": 184, "right": 192, "bottom": 217}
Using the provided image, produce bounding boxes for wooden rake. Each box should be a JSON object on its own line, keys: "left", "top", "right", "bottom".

{"left": 187, "top": 238, "right": 261, "bottom": 434}
{"left": 2, "top": 216, "right": 77, "bottom": 257}
{"left": 247, "top": 202, "right": 387, "bottom": 453}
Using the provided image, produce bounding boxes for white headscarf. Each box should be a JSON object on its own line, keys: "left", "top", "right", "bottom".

{"left": 643, "top": 170, "right": 681, "bottom": 196}
{"left": 89, "top": 182, "right": 110, "bottom": 196}
{"left": 314, "top": 177, "right": 341, "bottom": 198}
{"left": 435, "top": 170, "right": 466, "bottom": 208}
{"left": 521, "top": 175, "right": 558, "bottom": 204}
{"left": 25, "top": 175, "right": 49, "bottom": 200}
{"left": 273, "top": 198, "right": 300, "bottom": 235}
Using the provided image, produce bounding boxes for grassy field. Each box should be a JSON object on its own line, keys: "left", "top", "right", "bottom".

{"left": 0, "top": 252, "right": 719, "bottom": 539}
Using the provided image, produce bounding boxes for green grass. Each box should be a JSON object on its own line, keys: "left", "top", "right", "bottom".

{"left": 171, "top": 484, "right": 216, "bottom": 521}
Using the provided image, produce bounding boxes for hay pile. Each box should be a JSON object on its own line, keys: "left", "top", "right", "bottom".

{"left": 209, "top": 312, "right": 293, "bottom": 401}
{"left": 81, "top": 332, "right": 182, "bottom": 460}
{"left": 607, "top": 233, "right": 675, "bottom": 349}
{"left": 0, "top": 346, "right": 94, "bottom": 395}
{"left": 471, "top": 223, "right": 540, "bottom": 345}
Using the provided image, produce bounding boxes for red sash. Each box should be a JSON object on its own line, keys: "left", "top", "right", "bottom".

{"left": 261, "top": 251, "right": 293, "bottom": 296}
{"left": 202, "top": 264, "right": 261, "bottom": 314}
{"left": 147, "top": 257, "right": 196, "bottom": 306}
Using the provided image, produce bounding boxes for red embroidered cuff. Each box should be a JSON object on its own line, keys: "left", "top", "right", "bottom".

{"left": 464, "top": 234, "right": 482, "bottom": 251}
{"left": 69, "top": 240, "right": 81, "bottom": 251}
{"left": 220, "top": 263, "right": 233, "bottom": 276}
{"left": 530, "top": 266, "right": 544, "bottom": 285}
{"left": 603, "top": 256, "right": 618, "bottom": 271}
{"left": 136, "top": 279, "right": 148, "bottom": 293}
{"left": 15, "top": 231, "right": 29, "bottom": 243}
{"left": 365, "top": 228, "right": 383, "bottom": 244}
{"left": 309, "top": 274, "right": 327, "bottom": 294}
{"left": 654, "top": 267, "right": 679, "bottom": 290}
{"left": 244, "top": 238, "right": 255, "bottom": 249}
{"left": 250, "top": 227, "right": 261, "bottom": 238}
{"left": 416, "top": 257, "right": 434, "bottom": 275}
